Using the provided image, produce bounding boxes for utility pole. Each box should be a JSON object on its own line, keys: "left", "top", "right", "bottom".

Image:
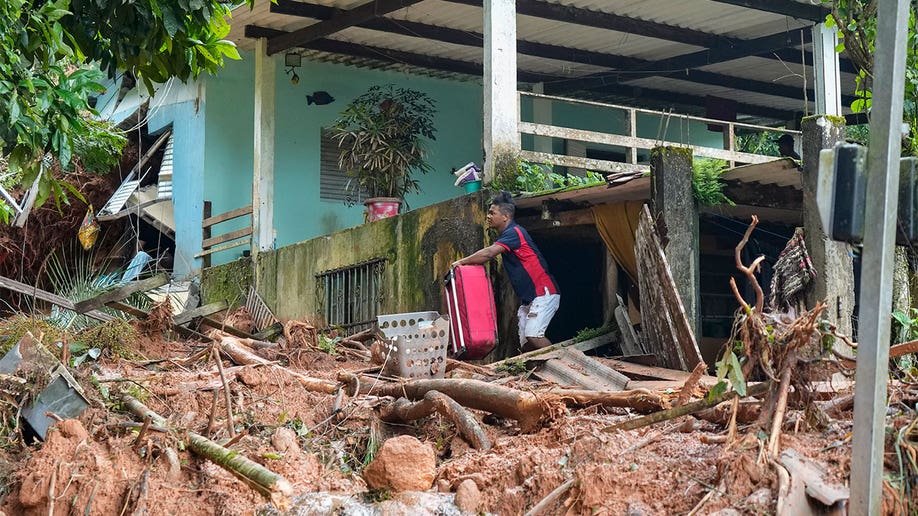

{"left": 849, "top": 0, "right": 910, "bottom": 513}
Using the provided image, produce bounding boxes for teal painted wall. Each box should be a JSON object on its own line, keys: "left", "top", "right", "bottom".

{"left": 203, "top": 52, "right": 484, "bottom": 266}
{"left": 148, "top": 88, "right": 206, "bottom": 279}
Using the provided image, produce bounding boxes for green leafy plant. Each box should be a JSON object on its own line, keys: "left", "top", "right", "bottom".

{"left": 495, "top": 358, "right": 528, "bottom": 375}
{"left": 823, "top": 0, "right": 918, "bottom": 157}
{"left": 317, "top": 333, "right": 340, "bottom": 355}
{"left": 736, "top": 131, "right": 781, "bottom": 157}
{"left": 491, "top": 161, "right": 604, "bottom": 193}
{"left": 70, "top": 119, "right": 127, "bottom": 175}
{"left": 692, "top": 157, "right": 735, "bottom": 207}
{"left": 573, "top": 322, "right": 616, "bottom": 343}
{"left": 331, "top": 85, "right": 438, "bottom": 202}
{"left": 892, "top": 308, "right": 918, "bottom": 342}
{"left": 0, "top": 0, "right": 245, "bottom": 214}
{"left": 709, "top": 347, "right": 747, "bottom": 400}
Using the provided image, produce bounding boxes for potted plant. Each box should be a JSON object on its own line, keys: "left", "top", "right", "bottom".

{"left": 330, "top": 85, "right": 437, "bottom": 221}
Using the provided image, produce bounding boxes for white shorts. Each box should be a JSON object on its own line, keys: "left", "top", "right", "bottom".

{"left": 517, "top": 292, "right": 561, "bottom": 345}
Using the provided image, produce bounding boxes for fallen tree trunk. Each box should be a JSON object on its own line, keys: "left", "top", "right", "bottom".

{"left": 121, "top": 395, "right": 293, "bottom": 507}
{"left": 216, "top": 334, "right": 339, "bottom": 394}
{"left": 603, "top": 382, "right": 771, "bottom": 433}
{"left": 378, "top": 390, "right": 491, "bottom": 450}
{"left": 544, "top": 388, "right": 665, "bottom": 413}
{"left": 339, "top": 372, "right": 545, "bottom": 432}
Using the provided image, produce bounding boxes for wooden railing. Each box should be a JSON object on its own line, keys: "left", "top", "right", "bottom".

{"left": 518, "top": 92, "right": 801, "bottom": 173}
{"left": 196, "top": 200, "right": 253, "bottom": 266}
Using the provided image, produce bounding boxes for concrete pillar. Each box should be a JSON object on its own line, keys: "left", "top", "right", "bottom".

{"left": 482, "top": 0, "right": 519, "bottom": 184}
{"left": 253, "top": 38, "right": 275, "bottom": 254}
{"left": 812, "top": 23, "right": 842, "bottom": 117}
{"left": 801, "top": 116, "right": 855, "bottom": 344}
{"left": 650, "top": 147, "right": 700, "bottom": 337}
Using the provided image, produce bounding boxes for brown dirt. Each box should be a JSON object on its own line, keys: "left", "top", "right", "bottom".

{"left": 0, "top": 319, "right": 912, "bottom": 515}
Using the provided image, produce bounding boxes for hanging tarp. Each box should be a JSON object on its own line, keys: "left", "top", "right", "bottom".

{"left": 591, "top": 201, "right": 643, "bottom": 283}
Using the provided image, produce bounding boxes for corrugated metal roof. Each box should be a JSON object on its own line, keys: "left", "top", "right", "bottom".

{"left": 226, "top": 0, "right": 854, "bottom": 123}
{"left": 157, "top": 133, "right": 174, "bottom": 201}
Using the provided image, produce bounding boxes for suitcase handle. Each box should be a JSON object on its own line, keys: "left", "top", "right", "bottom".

{"left": 444, "top": 267, "right": 466, "bottom": 356}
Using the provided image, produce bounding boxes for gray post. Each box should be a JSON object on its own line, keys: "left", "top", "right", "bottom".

{"left": 850, "top": 0, "right": 910, "bottom": 513}
{"left": 650, "top": 147, "right": 699, "bottom": 337}
{"left": 801, "top": 116, "right": 855, "bottom": 347}
{"left": 482, "top": 0, "right": 519, "bottom": 184}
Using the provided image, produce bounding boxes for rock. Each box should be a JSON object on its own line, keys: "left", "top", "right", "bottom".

{"left": 454, "top": 479, "right": 481, "bottom": 514}
{"left": 437, "top": 479, "right": 451, "bottom": 493}
{"left": 271, "top": 427, "right": 300, "bottom": 455}
{"left": 363, "top": 435, "right": 436, "bottom": 492}
{"left": 626, "top": 501, "right": 651, "bottom": 515}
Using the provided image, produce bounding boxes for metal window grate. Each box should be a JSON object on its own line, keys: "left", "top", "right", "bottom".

{"left": 315, "top": 258, "right": 385, "bottom": 331}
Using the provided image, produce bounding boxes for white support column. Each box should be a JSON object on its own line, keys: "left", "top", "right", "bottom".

{"left": 812, "top": 23, "right": 842, "bottom": 116}
{"left": 483, "top": 0, "right": 519, "bottom": 183}
{"left": 532, "top": 83, "right": 552, "bottom": 154}
{"left": 253, "top": 38, "right": 275, "bottom": 254}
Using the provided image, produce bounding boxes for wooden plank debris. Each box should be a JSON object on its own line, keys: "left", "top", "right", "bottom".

{"left": 487, "top": 331, "right": 618, "bottom": 371}
{"left": 635, "top": 205, "right": 703, "bottom": 371}
{"left": 0, "top": 275, "right": 115, "bottom": 322}
{"left": 174, "top": 301, "right": 229, "bottom": 326}
{"left": 605, "top": 359, "right": 718, "bottom": 387}
{"left": 780, "top": 448, "right": 848, "bottom": 513}
{"left": 74, "top": 273, "right": 169, "bottom": 314}
{"left": 614, "top": 294, "right": 644, "bottom": 356}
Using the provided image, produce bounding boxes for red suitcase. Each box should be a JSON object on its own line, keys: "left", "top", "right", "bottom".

{"left": 444, "top": 265, "right": 498, "bottom": 359}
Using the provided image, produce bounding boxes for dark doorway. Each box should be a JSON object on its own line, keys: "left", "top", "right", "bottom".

{"left": 528, "top": 224, "right": 606, "bottom": 343}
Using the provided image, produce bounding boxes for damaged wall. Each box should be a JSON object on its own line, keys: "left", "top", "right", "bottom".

{"left": 202, "top": 193, "right": 491, "bottom": 322}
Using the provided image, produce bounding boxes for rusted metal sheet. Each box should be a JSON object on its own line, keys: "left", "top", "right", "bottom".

{"left": 533, "top": 348, "right": 629, "bottom": 391}
{"left": 635, "top": 205, "right": 703, "bottom": 371}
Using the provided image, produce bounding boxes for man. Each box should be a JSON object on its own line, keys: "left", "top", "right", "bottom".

{"left": 452, "top": 191, "right": 560, "bottom": 351}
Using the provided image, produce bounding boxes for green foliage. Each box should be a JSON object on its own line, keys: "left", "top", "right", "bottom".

{"left": 692, "top": 158, "right": 735, "bottom": 207}
{"left": 573, "top": 322, "right": 616, "bottom": 343}
{"left": 736, "top": 131, "right": 781, "bottom": 157}
{"left": 495, "top": 358, "right": 528, "bottom": 375}
{"left": 893, "top": 308, "right": 918, "bottom": 342}
{"left": 0, "top": 201, "right": 13, "bottom": 225}
{"left": 490, "top": 160, "right": 604, "bottom": 193}
{"left": 70, "top": 119, "right": 127, "bottom": 175}
{"left": 0, "top": 0, "right": 245, "bottom": 216}
{"left": 331, "top": 85, "right": 438, "bottom": 201}
{"left": 824, "top": 0, "right": 918, "bottom": 157}
{"left": 709, "top": 348, "right": 747, "bottom": 401}
{"left": 317, "top": 333, "right": 340, "bottom": 356}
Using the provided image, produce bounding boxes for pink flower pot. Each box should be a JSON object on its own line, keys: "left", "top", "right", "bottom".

{"left": 364, "top": 197, "right": 402, "bottom": 222}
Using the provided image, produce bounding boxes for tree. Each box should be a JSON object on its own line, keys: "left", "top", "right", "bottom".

{"left": 824, "top": 0, "right": 918, "bottom": 156}
{"left": 0, "top": 0, "right": 246, "bottom": 215}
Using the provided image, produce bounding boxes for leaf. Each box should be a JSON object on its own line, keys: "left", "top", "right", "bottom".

{"left": 728, "top": 351, "right": 747, "bottom": 397}
{"left": 707, "top": 380, "right": 727, "bottom": 402}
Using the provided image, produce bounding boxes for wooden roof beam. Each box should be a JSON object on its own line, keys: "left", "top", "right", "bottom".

{"left": 266, "top": 0, "right": 425, "bottom": 55}
{"left": 705, "top": 0, "right": 829, "bottom": 22}
{"left": 270, "top": 1, "right": 848, "bottom": 105}
{"left": 248, "top": 25, "right": 546, "bottom": 83}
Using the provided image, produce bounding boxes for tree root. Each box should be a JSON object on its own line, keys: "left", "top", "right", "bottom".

{"left": 378, "top": 390, "right": 490, "bottom": 450}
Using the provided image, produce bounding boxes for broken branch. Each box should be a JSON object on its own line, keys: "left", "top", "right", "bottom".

{"left": 734, "top": 215, "right": 765, "bottom": 313}
{"left": 120, "top": 394, "right": 293, "bottom": 506}
{"left": 604, "top": 382, "right": 771, "bottom": 433}
{"left": 216, "top": 334, "right": 338, "bottom": 394}
{"left": 378, "top": 390, "right": 491, "bottom": 450}
{"left": 339, "top": 372, "right": 545, "bottom": 432}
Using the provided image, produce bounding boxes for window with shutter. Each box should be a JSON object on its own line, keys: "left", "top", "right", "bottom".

{"left": 319, "top": 128, "right": 363, "bottom": 202}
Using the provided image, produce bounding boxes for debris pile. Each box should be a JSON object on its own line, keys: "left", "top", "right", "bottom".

{"left": 0, "top": 219, "right": 914, "bottom": 515}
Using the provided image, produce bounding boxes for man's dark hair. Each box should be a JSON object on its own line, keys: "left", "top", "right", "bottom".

{"left": 490, "top": 191, "right": 516, "bottom": 218}
{"left": 777, "top": 134, "right": 794, "bottom": 148}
